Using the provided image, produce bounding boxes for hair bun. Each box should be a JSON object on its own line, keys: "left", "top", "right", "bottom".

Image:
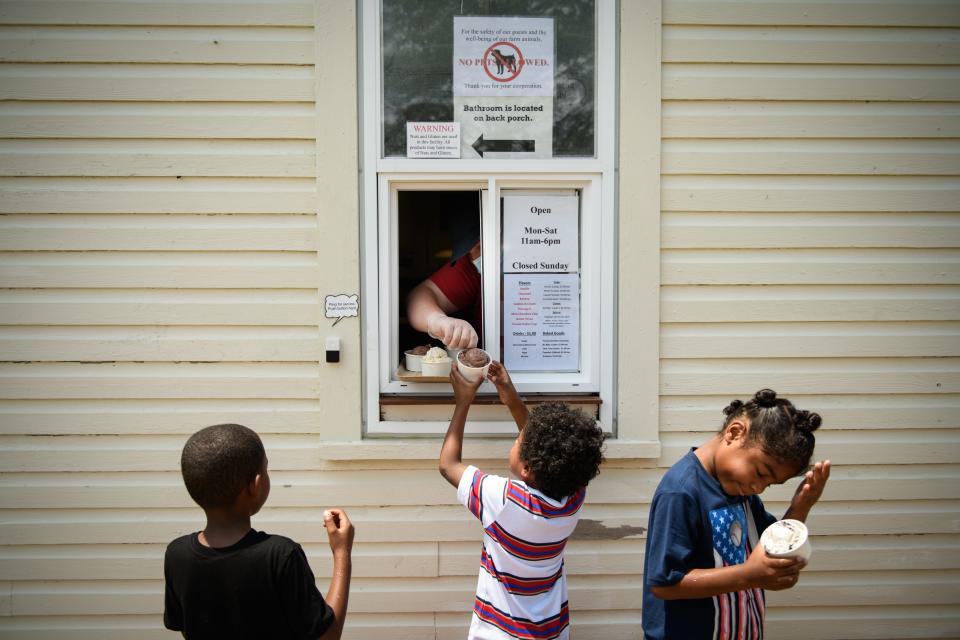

{"left": 753, "top": 388, "right": 778, "bottom": 408}
{"left": 722, "top": 399, "right": 744, "bottom": 417}
{"left": 795, "top": 410, "right": 822, "bottom": 433}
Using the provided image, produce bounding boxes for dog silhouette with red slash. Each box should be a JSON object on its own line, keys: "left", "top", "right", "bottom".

{"left": 490, "top": 48, "right": 518, "bottom": 75}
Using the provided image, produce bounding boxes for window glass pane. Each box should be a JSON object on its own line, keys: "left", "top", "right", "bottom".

{"left": 396, "top": 191, "right": 483, "bottom": 380}
{"left": 382, "top": 0, "right": 596, "bottom": 158}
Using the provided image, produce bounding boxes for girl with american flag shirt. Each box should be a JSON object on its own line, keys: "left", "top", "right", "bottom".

{"left": 642, "top": 389, "right": 831, "bottom": 640}
{"left": 440, "top": 361, "right": 605, "bottom": 640}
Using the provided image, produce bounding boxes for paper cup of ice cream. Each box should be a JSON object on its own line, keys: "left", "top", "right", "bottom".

{"left": 760, "top": 519, "right": 812, "bottom": 561}
{"left": 456, "top": 348, "right": 491, "bottom": 382}
{"left": 404, "top": 344, "right": 431, "bottom": 372}
{"left": 420, "top": 346, "right": 452, "bottom": 377}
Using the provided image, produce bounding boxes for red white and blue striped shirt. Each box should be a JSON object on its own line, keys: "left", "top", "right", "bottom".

{"left": 457, "top": 465, "right": 585, "bottom": 640}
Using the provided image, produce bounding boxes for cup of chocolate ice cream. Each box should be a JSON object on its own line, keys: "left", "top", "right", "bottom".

{"left": 404, "top": 344, "right": 431, "bottom": 372}
{"left": 456, "top": 348, "right": 491, "bottom": 382}
{"left": 760, "top": 519, "right": 812, "bottom": 561}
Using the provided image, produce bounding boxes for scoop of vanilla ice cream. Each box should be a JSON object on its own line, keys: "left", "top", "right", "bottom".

{"left": 762, "top": 520, "right": 804, "bottom": 554}
{"left": 422, "top": 347, "right": 450, "bottom": 363}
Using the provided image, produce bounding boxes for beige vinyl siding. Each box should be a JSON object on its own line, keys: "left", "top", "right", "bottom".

{"left": 1, "top": 3, "right": 959, "bottom": 640}
{"left": 659, "top": 1, "right": 960, "bottom": 638}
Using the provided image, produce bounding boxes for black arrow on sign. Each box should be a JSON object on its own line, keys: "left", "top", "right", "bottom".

{"left": 472, "top": 135, "right": 535, "bottom": 157}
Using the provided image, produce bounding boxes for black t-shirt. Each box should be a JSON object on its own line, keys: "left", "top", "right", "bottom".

{"left": 164, "top": 529, "right": 334, "bottom": 639}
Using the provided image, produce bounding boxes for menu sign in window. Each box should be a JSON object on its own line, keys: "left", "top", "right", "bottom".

{"left": 503, "top": 273, "right": 579, "bottom": 372}
{"left": 501, "top": 190, "right": 581, "bottom": 372}
{"left": 502, "top": 192, "right": 578, "bottom": 273}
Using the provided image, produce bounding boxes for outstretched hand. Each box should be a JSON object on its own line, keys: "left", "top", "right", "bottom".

{"left": 787, "top": 460, "right": 831, "bottom": 521}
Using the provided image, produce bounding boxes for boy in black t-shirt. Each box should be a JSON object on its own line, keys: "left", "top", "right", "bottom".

{"left": 164, "top": 423, "right": 354, "bottom": 639}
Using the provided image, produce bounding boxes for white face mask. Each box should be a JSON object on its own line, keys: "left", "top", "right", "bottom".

{"left": 472, "top": 256, "right": 482, "bottom": 274}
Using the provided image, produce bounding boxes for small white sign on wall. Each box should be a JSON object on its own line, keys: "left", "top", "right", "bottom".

{"left": 502, "top": 191, "right": 579, "bottom": 273}
{"left": 406, "top": 122, "right": 461, "bottom": 158}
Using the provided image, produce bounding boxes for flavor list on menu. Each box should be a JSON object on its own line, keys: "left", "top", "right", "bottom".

{"left": 503, "top": 273, "right": 579, "bottom": 372}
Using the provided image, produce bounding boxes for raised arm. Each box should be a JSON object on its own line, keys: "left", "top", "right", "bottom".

{"left": 487, "top": 361, "right": 529, "bottom": 432}
{"left": 439, "top": 368, "right": 483, "bottom": 487}
{"left": 782, "top": 460, "right": 831, "bottom": 522}
{"left": 318, "top": 509, "right": 354, "bottom": 640}
{"left": 406, "top": 281, "right": 478, "bottom": 349}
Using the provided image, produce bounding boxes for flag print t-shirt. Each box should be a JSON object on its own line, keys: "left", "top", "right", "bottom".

{"left": 457, "top": 465, "right": 585, "bottom": 640}
{"left": 641, "top": 449, "right": 778, "bottom": 640}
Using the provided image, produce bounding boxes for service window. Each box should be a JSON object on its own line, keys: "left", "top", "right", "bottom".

{"left": 361, "top": 0, "right": 616, "bottom": 435}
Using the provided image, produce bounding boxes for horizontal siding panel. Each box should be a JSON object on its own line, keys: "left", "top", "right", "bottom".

{"left": 0, "top": 290, "right": 319, "bottom": 326}
{"left": 764, "top": 606, "right": 960, "bottom": 640}
{"left": 0, "top": 362, "right": 321, "bottom": 401}
{"left": 660, "top": 357, "right": 960, "bottom": 394}
{"left": 0, "top": 140, "right": 315, "bottom": 177}
{"left": 662, "top": 139, "right": 960, "bottom": 175}
{"left": 660, "top": 430, "right": 960, "bottom": 465}
{"left": 660, "top": 394, "right": 960, "bottom": 430}
{"left": 0, "top": 214, "right": 318, "bottom": 251}
{"left": 0, "top": 505, "right": 644, "bottom": 545}
{"left": 664, "top": 64, "right": 960, "bottom": 101}
{"left": 0, "top": 64, "right": 313, "bottom": 101}
{"left": 0, "top": 399, "right": 324, "bottom": 435}
{"left": 0, "top": 1, "right": 314, "bottom": 27}
{"left": 0, "top": 542, "right": 436, "bottom": 581}
{"left": 0, "top": 177, "right": 316, "bottom": 214}
{"left": 764, "top": 571, "right": 960, "bottom": 608}
{"left": 663, "top": 248, "right": 960, "bottom": 285}
{"left": 0, "top": 102, "right": 315, "bottom": 139}
{"left": 663, "top": 100, "right": 960, "bottom": 138}
{"left": 664, "top": 1, "right": 960, "bottom": 26}
{"left": 663, "top": 212, "right": 960, "bottom": 249}
{"left": 664, "top": 26, "right": 960, "bottom": 64}
{"left": 662, "top": 321, "right": 960, "bottom": 358}
{"left": 662, "top": 175, "right": 960, "bottom": 212}
{"left": 662, "top": 285, "right": 960, "bottom": 322}
{"left": 0, "top": 252, "right": 318, "bottom": 289}
{"left": 0, "top": 26, "right": 314, "bottom": 64}
{"left": 0, "top": 326, "right": 324, "bottom": 362}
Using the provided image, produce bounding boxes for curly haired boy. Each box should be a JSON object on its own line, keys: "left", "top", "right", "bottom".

{"left": 440, "top": 361, "right": 605, "bottom": 640}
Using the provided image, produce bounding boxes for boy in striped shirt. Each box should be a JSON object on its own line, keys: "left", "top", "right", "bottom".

{"left": 440, "top": 361, "right": 606, "bottom": 640}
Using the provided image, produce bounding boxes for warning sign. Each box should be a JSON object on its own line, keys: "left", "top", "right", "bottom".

{"left": 452, "top": 16, "right": 555, "bottom": 158}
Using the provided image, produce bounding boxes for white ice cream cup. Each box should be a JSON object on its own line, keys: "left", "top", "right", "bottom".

{"left": 404, "top": 351, "right": 424, "bottom": 372}
{"left": 420, "top": 357, "right": 451, "bottom": 377}
{"left": 760, "top": 519, "right": 812, "bottom": 561}
{"left": 456, "top": 349, "right": 491, "bottom": 382}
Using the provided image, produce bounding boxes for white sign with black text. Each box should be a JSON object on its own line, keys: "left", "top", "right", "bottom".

{"left": 503, "top": 273, "right": 579, "bottom": 372}
{"left": 452, "top": 16, "right": 554, "bottom": 158}
{"left": 502, "top": 191, "right": 579, "bottom": 273}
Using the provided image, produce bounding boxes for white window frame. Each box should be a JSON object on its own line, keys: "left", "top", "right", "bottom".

{"left": 360, "top": 0, "right": 618, "bottom": 436}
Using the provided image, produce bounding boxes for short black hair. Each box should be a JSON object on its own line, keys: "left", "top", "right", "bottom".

{"left": 180, "top": 423, "right": 265, "bottom": 510}
{"left": 520, "top": 402, "right": 606, "bottom": 500}
{"left": 722, "top": 389, "right": 822, "bottom": 472}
